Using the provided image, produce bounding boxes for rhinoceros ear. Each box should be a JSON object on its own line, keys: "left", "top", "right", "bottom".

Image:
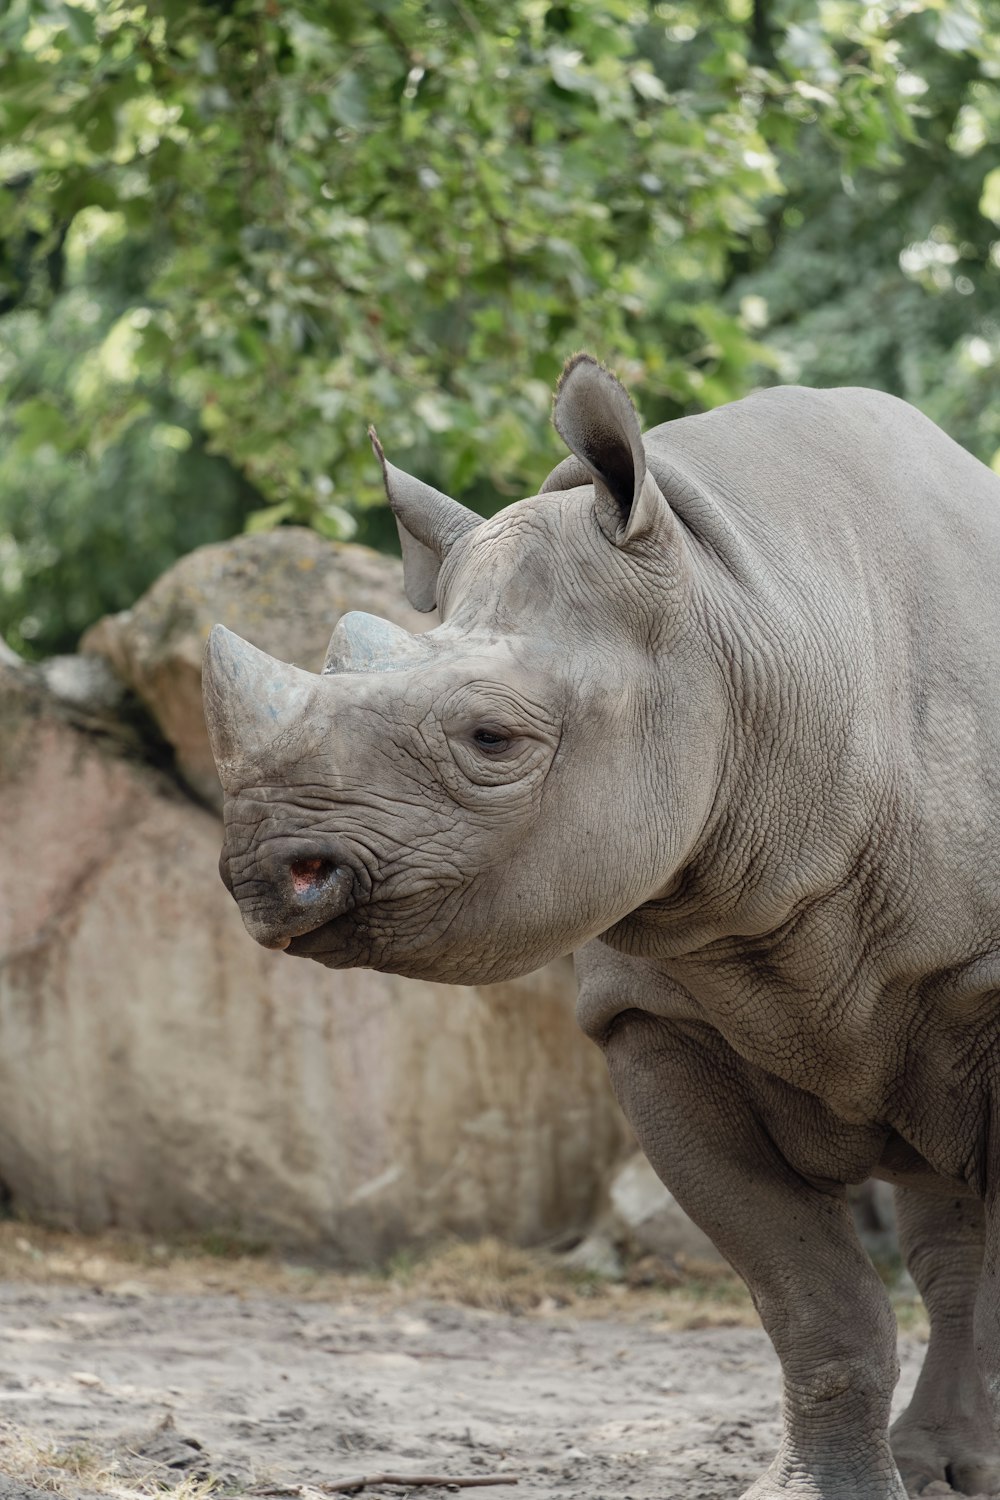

{"left": 552, "top": 354, "right": 670, "bottom": 547}
{"left": 369, "top": 428, "right": 482, "bottom": 612}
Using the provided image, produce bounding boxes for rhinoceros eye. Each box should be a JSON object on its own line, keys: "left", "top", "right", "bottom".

{"left": 472, "top": 727, "right": 510, "bottom": 753}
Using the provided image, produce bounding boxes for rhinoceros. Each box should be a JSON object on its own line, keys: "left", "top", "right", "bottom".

{"left": 202, "top": 355, "right": 1000, "bottom": 1500}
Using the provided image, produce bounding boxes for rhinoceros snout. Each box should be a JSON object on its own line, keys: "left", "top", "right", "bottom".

{"left": 221, "top": 834, "right": 357, "bottom": 951}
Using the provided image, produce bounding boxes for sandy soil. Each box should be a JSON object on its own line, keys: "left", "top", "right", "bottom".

{"left": 0, "top": 1247, "right": 933, "bottom": 1500}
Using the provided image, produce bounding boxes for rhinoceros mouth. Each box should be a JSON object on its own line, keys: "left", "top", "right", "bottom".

{"left": 258, "top": 860, "right": 352, "bottom": 951}
{"left": 226, "top": 830, "right": 366, "bottom": 953}
{"left": 283, "top": 909, "right": 363, "bottom": 965}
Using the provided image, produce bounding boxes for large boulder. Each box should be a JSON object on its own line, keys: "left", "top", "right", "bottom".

{"left": 0, "top": 537, "right": 631, "bottom": 1260}
{"left": 564, "top": 1150, "right": 729, "bottom": 1278}
{"left": 607, "top": 1152, "right": 729, "bottom": 1265}
{"left": 82, "top": 528, "right": 425, "bottom": 808}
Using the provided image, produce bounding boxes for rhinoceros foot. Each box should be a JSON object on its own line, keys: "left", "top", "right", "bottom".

{"left": 739, "top": 1445, "right": 908, "bottom": 1499}
{"left": 890, "top": 1414, "right": 1000, "bottom": 1496}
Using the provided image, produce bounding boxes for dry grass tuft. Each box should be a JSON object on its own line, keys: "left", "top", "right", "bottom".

{"left": 0, "top": 1218, "right": 924, "bottom": 1336}
{"left": 386, "top": 1235, "right": 590, "bottom": 1313}
{"left": 0, "top": 1218, "right": 764, "bottom": 1326}
{"left": 0, "top": 1423, "right": 232, "bottom": 1497}
{"left": 385, "top": 1237, "right": 766, "bottom": 1328}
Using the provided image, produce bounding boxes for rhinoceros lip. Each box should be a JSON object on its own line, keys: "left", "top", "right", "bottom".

{"left": 284, "top": 910, "right": 359, "bottom": 961}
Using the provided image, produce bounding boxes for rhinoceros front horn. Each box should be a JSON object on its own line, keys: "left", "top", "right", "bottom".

{"left": 203, "top": 625, "right": 319, "bottom": 790}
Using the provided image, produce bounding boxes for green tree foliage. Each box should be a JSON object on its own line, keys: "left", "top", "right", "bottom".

{"left": 0, "top": 0, "right": 996, "bottom": 654}
{"left": 733, "top": 3, "right": 1000, "bottom": 467}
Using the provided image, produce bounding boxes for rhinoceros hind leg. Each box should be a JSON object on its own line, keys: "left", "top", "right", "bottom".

{"left": 890, "top": 1187, "right": 1000, "bottom": 1497}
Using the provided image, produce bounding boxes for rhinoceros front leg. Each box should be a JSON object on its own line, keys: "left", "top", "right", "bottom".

{"left": 890, "top": 1188, "right": 1000, "bottom": 1495}
{"left": 601, "top": 1008, "right": 906, "bottom": 1500}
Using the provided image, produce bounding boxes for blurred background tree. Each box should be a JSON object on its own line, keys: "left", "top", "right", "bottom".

{"left": 0, "top": 0, "right": 997, "bottom": 655}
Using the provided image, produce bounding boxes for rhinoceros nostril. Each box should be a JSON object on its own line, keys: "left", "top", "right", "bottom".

{"left": 289, "top": 857, "right": 335, "bottom": 895}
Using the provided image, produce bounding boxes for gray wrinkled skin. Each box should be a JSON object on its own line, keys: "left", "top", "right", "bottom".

{"left": 203, "top": 355, "right": 1000, "bottom": 1499}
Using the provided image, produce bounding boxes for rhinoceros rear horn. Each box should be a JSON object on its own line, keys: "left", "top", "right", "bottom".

{"left": 369, "top": 428, "right": 482, "bottom": 612}
{"left": 553, "top": 354, "right": 671, "bottom": 548}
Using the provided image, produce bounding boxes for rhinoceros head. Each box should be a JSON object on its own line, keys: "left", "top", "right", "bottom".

{"left": 203, "top": 356, "right": 727, "bottom": 983}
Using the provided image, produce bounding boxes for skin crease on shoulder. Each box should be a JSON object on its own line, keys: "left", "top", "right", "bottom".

{"left": 203, "top": 354, "right": 1000, "bottom": 1500}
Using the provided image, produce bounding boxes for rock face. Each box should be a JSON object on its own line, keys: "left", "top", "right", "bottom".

{"left": 0, "top": 667, "right": 628, "bottom": 1260}
{"left": 82, "top": 528, "right": 426, "bottom": 808}
{"left": 0, "top": 536, "right": 631, "bottom": 1260}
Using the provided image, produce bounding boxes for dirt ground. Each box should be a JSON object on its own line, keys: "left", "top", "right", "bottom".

{"left": 0, "top": 1227, "right": 933, "bottom": 1500}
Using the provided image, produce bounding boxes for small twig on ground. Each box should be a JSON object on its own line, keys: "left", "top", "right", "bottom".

{"left": 319, "top": 1474, "right": 519, "bottom": 1494}
{"left": 319, "top": 1346, "right": 480, "bottom": 1361}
